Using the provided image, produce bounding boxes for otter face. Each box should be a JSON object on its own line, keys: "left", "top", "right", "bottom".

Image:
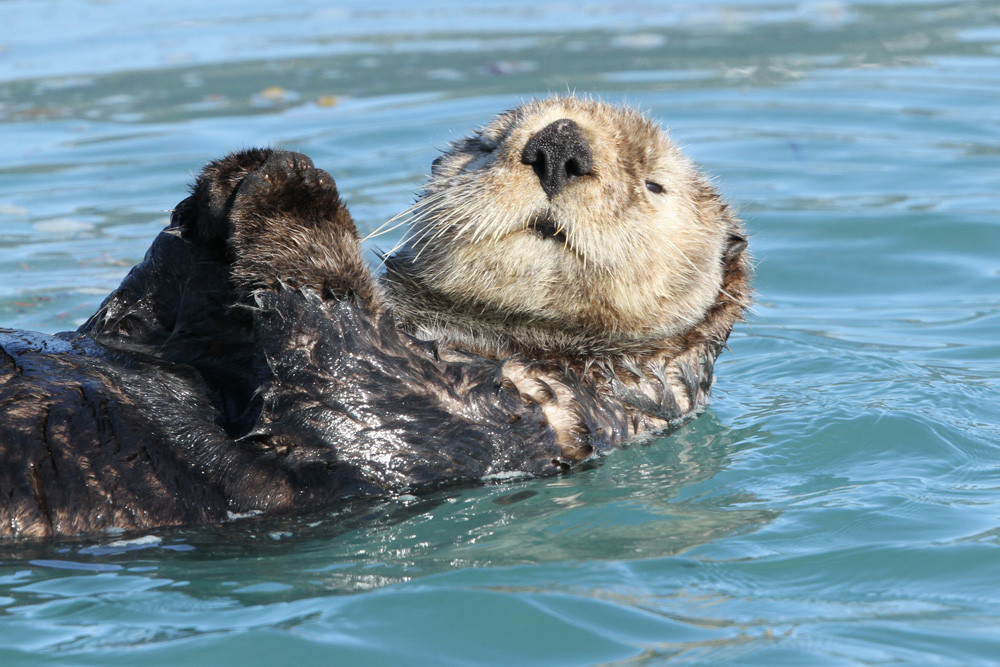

{"left": 395, "top": 97, "right": 732, "bottom": 351}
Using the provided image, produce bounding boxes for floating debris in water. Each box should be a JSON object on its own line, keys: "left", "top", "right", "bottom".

{"left": 251, "top": 85, "right": 300, "bottom": 108}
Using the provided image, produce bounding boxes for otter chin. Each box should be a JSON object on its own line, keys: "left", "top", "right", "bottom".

{"left": 0, "top": 97, "right": 750, "bottom": 539}
{"left": 383, "top": 97, "right": 746, "bottom": 362}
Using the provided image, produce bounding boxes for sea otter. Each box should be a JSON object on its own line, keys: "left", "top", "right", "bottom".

{"left": 0, "top": 98, "right": 750, "bottom": 539}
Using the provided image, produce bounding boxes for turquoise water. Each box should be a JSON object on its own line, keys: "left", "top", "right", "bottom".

{"left": 2, "top": 0, "right": 999, "bottom": 662}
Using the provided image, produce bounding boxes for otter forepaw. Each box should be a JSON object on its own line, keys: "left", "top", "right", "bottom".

{"left": 226, "top": 151, "right": 377, "bottom": 305}
{"left": 171, "top": 148, "right": 278, "bottom": 247}
{"left": 232, "top": 151, "right": 342, "bottom": 228}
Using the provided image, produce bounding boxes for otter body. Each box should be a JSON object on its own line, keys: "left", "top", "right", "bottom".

{"left": 0, "top": 99, "right": 750, "bottom": 539}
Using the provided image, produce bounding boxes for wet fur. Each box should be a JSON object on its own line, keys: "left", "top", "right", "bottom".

{"left": 0, "top": 99, "right": 750, "bottom": 539}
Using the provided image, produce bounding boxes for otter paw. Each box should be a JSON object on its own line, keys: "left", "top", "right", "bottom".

{"left": 231, "top": 150, "right": 342, "bottom": 230}
{"left": 174, "top": 147, "right": 279, "bottom": 246}
{"left": 226, "top": 151, "right": 371, "bottom": 301}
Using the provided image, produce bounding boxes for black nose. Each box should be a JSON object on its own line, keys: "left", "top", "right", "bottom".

{"left": 521, "top": 118, "right": 593, "bottom": 199}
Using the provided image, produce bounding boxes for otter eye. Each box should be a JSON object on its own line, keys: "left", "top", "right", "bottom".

{"left": 431, "top": 155, "right": 445, "bottom": 169}
{"left": 645, "top": 181, "right": 665, "bottom": 195}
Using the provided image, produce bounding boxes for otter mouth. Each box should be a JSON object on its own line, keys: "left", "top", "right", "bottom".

{"left": 528, "top": 215, "right": 568, "bottom": 244}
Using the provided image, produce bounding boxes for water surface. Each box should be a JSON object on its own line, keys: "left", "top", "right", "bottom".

{"left": 1, "top": 0, "right": 999, "bottom": 663}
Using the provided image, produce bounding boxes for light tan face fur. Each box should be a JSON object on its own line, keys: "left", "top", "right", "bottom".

{"left": 401, "top": 97, "right": 729, "bottom": 346}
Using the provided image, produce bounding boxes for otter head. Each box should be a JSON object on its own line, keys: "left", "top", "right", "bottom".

{"left": 383, "top": 97, "right": 742, "bottom": 360}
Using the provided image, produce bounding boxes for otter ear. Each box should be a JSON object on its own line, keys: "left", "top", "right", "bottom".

{"left": 723, "top": 232, "right": 748, "bottom": 262}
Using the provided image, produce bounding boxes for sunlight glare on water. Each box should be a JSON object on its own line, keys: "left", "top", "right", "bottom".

{"left": 1, "top": 0, "right": 999, "bottom": 663}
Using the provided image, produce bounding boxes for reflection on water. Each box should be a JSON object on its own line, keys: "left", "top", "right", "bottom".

{"left": 1, "top": 0, "right": 1000, "bottom": 663}
{"left": 0, "top": 415, "right": 769, "bottom": 597}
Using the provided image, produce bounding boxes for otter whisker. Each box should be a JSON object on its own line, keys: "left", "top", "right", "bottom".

{"left": 361, "top": 192, "right": 439, "bottom": 242}
{"left": 362, "top": 216, "right": 412, "bottom": 242}
{"left": 362, "top": 191, "right": 449, "bottom": 244}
